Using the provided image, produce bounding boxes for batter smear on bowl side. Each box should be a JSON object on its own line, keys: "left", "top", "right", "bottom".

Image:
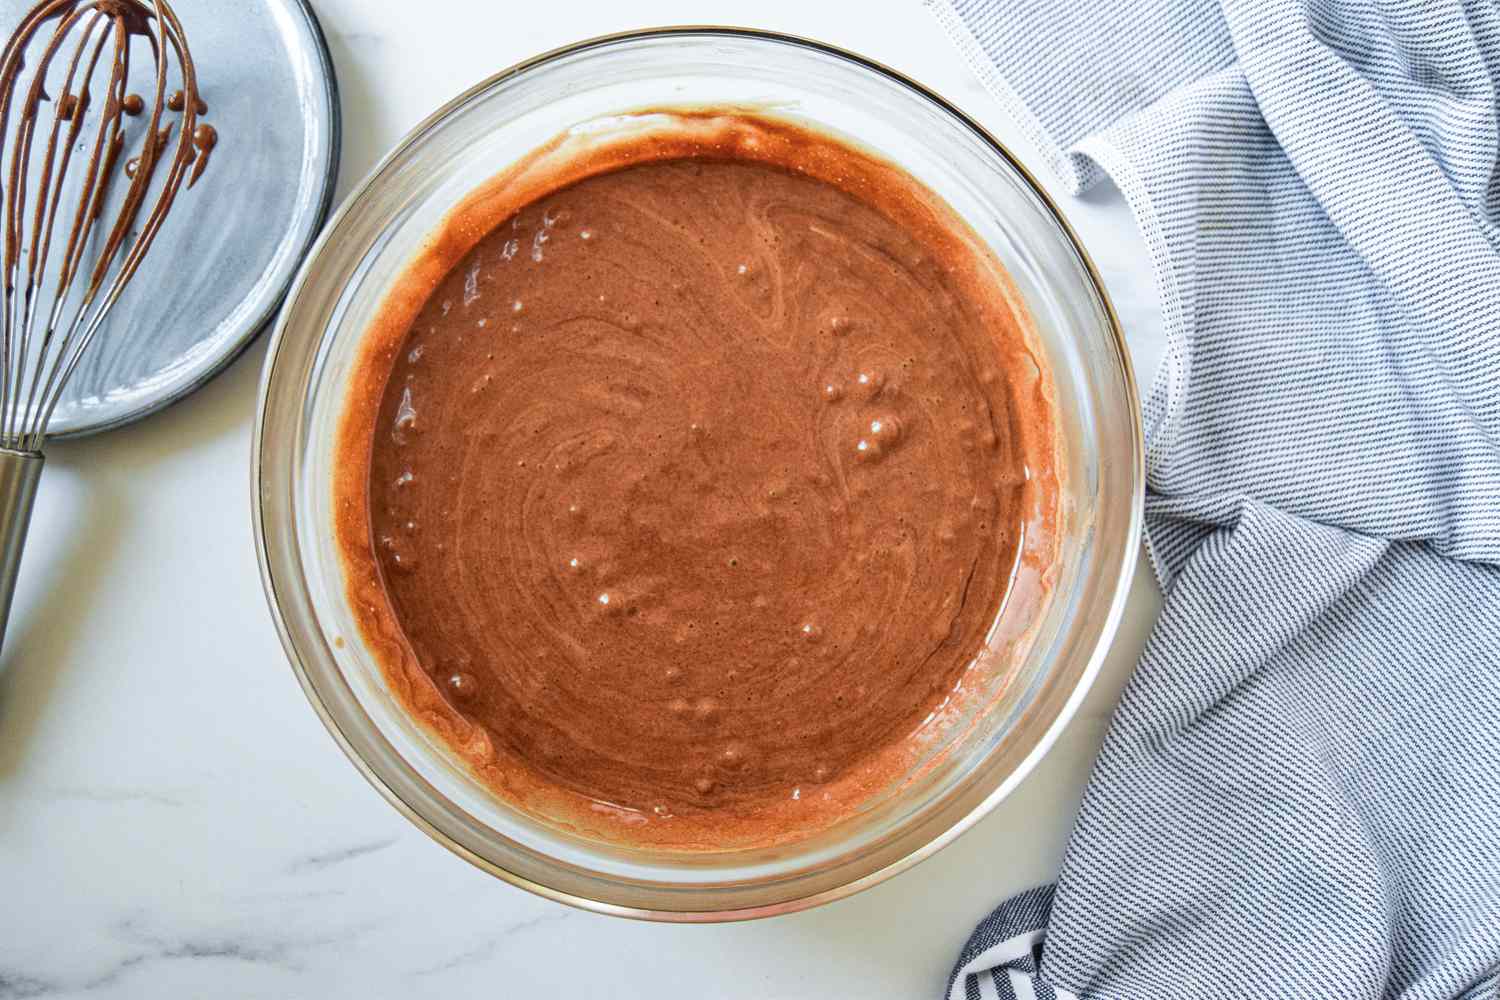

{"left": 336, "top": 112, "right": 1060, "bottom": 849}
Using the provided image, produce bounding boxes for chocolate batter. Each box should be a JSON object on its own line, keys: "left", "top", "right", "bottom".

{"left": 337, "top": 113, "right": 1059, "bottom": 849}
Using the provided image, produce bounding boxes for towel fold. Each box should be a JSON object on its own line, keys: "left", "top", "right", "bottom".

{"left": 928, "top": 1, "right": 1500, "bottom": 997}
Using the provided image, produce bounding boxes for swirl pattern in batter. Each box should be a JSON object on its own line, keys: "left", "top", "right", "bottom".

{"left": 337, "top": 114, "right": 1059, "bottom": 849}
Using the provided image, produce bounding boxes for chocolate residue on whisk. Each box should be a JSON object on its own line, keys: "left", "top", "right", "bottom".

{"left": 123, "top": 123, "right": 175, "bottom": 183}
{"left": 188, "top": 123, "right": 216, "bottom": 188}
{"left": 91, "top": 130, "right": 126, "bottom": 220}
{"left": 0, "top": 0, "right": 213, "bottom": 450}
{"left": 98, "top": 0, "right": 155, "bottom": 38}
{"left": 167, "top": 88, "right": 207, "bottom": 115}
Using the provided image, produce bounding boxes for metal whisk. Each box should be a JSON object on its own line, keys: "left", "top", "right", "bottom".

{"left": 0, "top": 0, "right": 205, "bottom": 651}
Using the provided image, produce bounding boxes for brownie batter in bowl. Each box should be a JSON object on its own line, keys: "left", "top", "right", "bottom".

{"left": 258, "top": 29, "right": 1145, "bottom": 919}
{"left": 335, "top": 112, "right": 1061, "bottom": 849}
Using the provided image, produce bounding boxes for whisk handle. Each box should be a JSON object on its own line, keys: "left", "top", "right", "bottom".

{"left": 0, "top": 448, "right": 43, "bottom": 655}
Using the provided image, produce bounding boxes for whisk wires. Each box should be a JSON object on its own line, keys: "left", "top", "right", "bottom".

{"left": 0, "top": 0, "right": 200, "bottom": 452}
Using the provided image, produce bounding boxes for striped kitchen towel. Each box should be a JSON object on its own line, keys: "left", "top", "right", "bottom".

{"left": 927, "top": 1, "right": 1500, "bottom": 998}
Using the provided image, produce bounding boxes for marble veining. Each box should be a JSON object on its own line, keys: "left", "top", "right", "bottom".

{"left": 0, "top": 912, "right": 379, "bottom": 998}
{"left": 409, "top": 912, "right": 576, "bottom": 977}
{"left": 35, "top": 786, "right": 190, "bottom": 809}
{"left": 285, "top": 838, "right": 399, "bottom": 874}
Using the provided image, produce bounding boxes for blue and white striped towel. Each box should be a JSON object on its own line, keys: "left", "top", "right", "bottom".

{"left": 927, "top": 0, "right": 1500, "bottom": 997}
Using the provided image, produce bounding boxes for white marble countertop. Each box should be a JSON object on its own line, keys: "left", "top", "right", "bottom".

{"left": 0, "top": 2, "right": 1166, "bottom": 997}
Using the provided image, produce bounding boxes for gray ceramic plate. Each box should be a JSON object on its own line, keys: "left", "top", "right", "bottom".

{"left": 0, "top": 0, "right": 341, "bottom": 438}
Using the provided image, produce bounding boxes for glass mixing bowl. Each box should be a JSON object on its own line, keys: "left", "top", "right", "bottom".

{"left": 253, "top": 28, "right": 1143, "bottom": 921}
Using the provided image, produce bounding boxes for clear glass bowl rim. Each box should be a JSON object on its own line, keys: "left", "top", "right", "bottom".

{"left": 251, "top": 25, "right": 1145, "bottom": 922}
